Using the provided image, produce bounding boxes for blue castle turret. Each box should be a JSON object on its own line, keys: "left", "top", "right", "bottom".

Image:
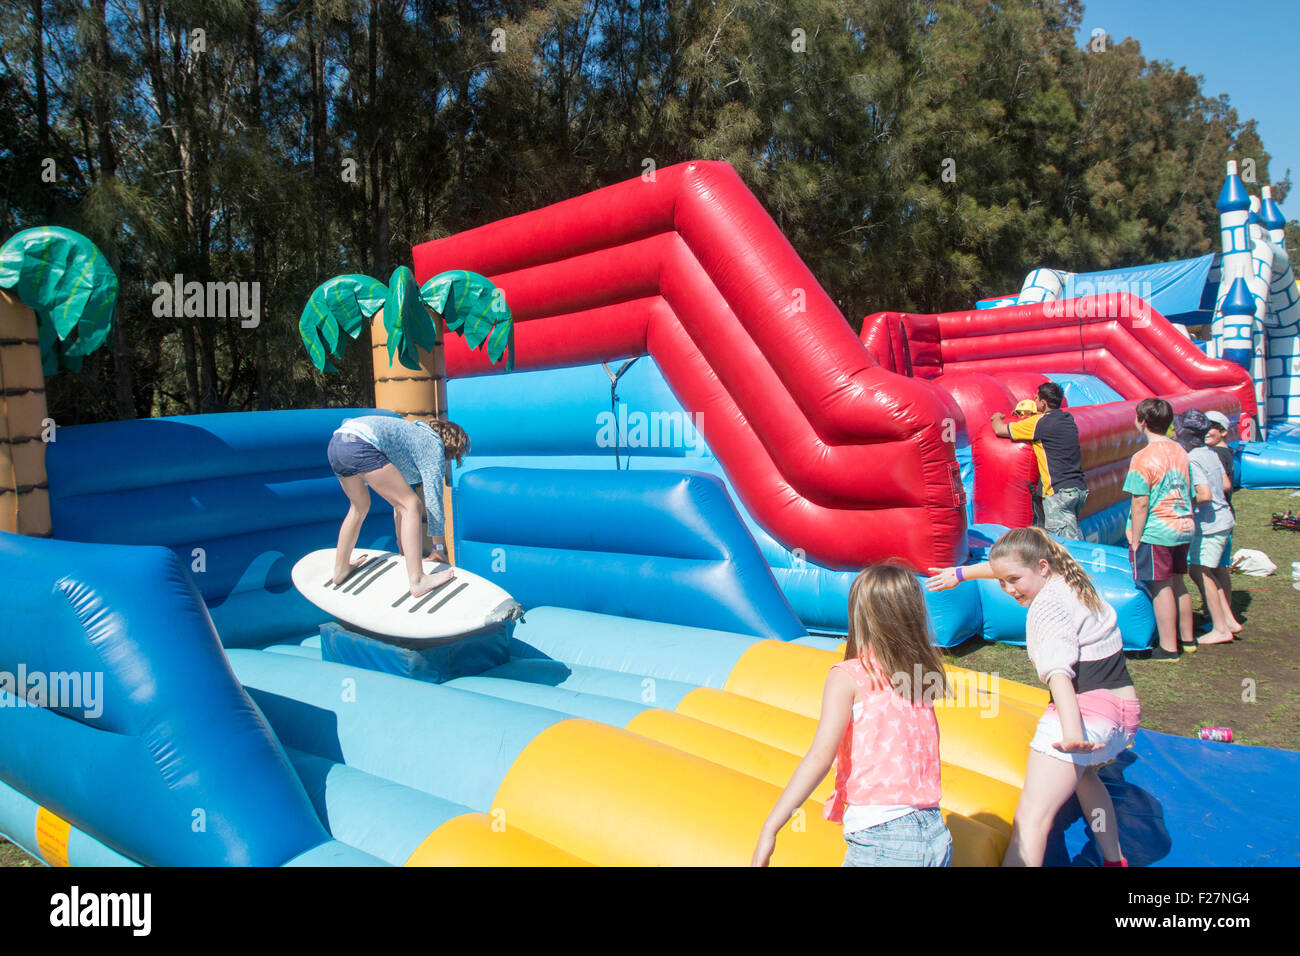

{"left": 1260, "top": 187, "right": 1286, "bottom": 233}
{"left": 1220, "top": 276, "right": 1255, "bottom": 371}
{"left": 1217, "top": 163, "right": 1251, "bottom": 213}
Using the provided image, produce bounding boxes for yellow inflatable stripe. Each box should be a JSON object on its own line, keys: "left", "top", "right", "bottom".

{"left": 675, "top": 686, "right": 818, "bottom": 756}
{"left": 936, "top": 764, "right": 1017, "bottom": 833}
{"left": 625, "top": 707, "right": 835, "bottom": 804}
{"left": 947, "top": 664, "right": 1050, "bottom": 710}
{"left": 934, "top": 701, "right": 1037, "bottom": 790}
{"left": 722, "top": 639, "right": 841, "bottom": 719}
{"left": 944, "top": 810, "right": 1009, "bottom": 867}
{"left": 669, "top": 686, "right": 1021, "bottom": 841}
{"left": 404, "top": 811, "right": 590, "bottom": 866}
{"left": 724, "top": 641, "right": 1047, "bottom": 720}
{"left": 679, "top": 682, "right": 1036, "bottom": 792}
{"left": 492, "top": 718, "right": 845, "bottom": 865}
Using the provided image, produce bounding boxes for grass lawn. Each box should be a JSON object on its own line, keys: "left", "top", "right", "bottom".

{"left": 2, "top": 491, "right": 1296, "bottom": 866}
{"left": 947, "top": 487, "right": 1300, "bottom": 751}
{"left": 0, "top": 839, "right": 37, "bottom": 867}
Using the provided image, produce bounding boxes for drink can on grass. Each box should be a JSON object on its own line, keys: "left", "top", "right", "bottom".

{"left": 1197, "top": 727, "right": 1233, "bottom": 743}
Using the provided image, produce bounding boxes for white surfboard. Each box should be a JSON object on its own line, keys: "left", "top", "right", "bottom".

{"left": 291, "top": 548, "right": 523, "bottom": 644}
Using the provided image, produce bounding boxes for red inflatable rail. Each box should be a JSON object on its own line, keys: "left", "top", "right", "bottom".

{"left": 412, "top": 161, "right": 966, "bottom": 570}
{"left": 861, "top": 298, "right": 1256, "bottom": 415}
{"left": 862, "top": 301, "right": 1253, "bottom": 528}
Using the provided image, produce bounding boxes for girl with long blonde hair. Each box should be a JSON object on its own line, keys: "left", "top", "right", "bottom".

{"left": 927, "top": 527, "right": 1139, "bottom": 867}
{"left": 753, "top": 563, "right": 952, "bottom": 867}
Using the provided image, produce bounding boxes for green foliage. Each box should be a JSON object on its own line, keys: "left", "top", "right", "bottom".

{"left": 384, "top": 265, "right": 436, "bottom": 371}
{"left": 0, "top": 226, "right": 118, "bottom": 374}
{"left": 0, "top": 0, "right": 1292, "bottom": 421}
{"left": 299, "top": 274, "right": 387, "bottom": 372}
{"left": 422, "top": 270, "right": 514, "bottom": 372}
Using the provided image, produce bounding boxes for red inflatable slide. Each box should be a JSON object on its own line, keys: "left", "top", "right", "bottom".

{"left": 413, "top": 161, "right": 967, "bottom": 570}
{"left": 861, "top": 302, "right": 1254, "bottom": 528}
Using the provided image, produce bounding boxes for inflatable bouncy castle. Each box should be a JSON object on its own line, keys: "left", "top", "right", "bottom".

{"left": 1, "top": 164, "right": 1296, "bottom": 868}
{"left": 986, "top": 162, "right": 1300, "bottom": 486}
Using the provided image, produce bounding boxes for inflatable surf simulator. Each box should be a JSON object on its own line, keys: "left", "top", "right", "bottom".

{"left": 0, "top": 165, "right": 1296, "bottom": 867}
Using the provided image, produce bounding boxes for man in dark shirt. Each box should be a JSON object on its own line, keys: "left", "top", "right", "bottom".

{"left": 991, "top": 382, "right": 1088, "bottom": 539}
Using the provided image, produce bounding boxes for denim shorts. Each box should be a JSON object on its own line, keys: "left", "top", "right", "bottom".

{"left": 842, "top": 808, "right": 952, "bottom": 867}
{"left": 328, "top": 432, "right": 390, "bottom": 477}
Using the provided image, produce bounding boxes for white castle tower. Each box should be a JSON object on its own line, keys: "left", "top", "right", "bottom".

{"left": 1215, "top": 161, "right": 1255, "bottom": 378}
{"left": 1258, "top": 186, "right": 1300, "bottom": 422}
{"left": 1212, "top": 162, "right": 1299, "bottom": 427}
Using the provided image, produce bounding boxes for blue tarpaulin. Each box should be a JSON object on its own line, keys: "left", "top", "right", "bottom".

{"left": 1047, "top": 729, "right": 1300, "bottom": 866}
{"left": 978, "top": 255, "right": 1216, "bottom": 324}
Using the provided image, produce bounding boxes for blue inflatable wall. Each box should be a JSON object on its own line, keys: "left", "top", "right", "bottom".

{"left": 0, "top": 532, "right": 378, "bottom": 866}
{"left": 45, "top": 409, "right": 404, "bottom": 648}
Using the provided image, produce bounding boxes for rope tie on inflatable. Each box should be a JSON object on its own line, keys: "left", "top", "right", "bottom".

{"left": 602, "top": 357, "right": 642, "bottom": 470}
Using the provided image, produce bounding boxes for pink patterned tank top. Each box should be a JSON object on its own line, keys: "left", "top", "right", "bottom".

{"left": 823, "top": 655, "right": 942, "bottom": 823}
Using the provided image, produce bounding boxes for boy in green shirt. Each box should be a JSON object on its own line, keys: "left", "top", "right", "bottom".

{"left": 1124, "top": 398, "right": 1195, "bottom": 661}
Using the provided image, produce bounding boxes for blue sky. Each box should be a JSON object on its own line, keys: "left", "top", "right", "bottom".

{"left": 1080, "top": 0, "right": 1298, "bottom": 221}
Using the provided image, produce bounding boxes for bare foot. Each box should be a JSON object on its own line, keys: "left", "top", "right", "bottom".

{"left": 1227, "top": 620, "right": 1244, "bottom": 633}
{"left": 409, "top": 568, "right": 455, "bottom": 597}
{"left": 1197, "top": 629, "right": 1234, "bottom": 646}
{"left": 333, "top": 554, "right": 371, "bottom": 585}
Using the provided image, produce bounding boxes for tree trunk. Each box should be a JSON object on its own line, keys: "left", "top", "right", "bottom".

{"left": 368, "top": 0, "right": 390, "bottom": 275}
{"left": 90, "top": 0, "right": 135, "bottom": 419}
{"left": 310, "top": 2, "right": 328, "bottom": 279}
{"left": 181, "top": 321, "right": 200, "bottom": 413}
{"left": 32, "top": 0, "right": 54, "bottom": 221}
{"left": 249, "top": 0, "right": 270, "bottom": 409}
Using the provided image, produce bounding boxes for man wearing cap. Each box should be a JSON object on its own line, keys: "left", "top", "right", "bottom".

{"left": 1010, "top": 399, "right": 1045, "bottom": 528}
{"left": 1177, "top": 410, "right": 1239, "bottom": 645}
{"left": 1204, "top": 411, "right": 1235, "bottom": 510}
{"left": 991, "top": 382, "right": 1088, "bottom": 539}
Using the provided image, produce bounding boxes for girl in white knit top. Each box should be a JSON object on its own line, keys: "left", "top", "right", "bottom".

{"left": 927, "top": 527, "right": 1139, "bottom": 867}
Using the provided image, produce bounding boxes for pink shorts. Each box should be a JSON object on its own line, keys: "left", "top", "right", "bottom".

{"left": 1029, "top": 689, "right": 1141, "bottom": 766}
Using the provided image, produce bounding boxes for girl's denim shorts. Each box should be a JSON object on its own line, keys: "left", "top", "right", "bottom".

{"left": 328, "top": 432, "right": 390, "bottom": 477}
{"left": 842, "top": 807, "right": 952, "bottom": 867}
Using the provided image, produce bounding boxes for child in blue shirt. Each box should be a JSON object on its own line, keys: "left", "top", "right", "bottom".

{"left": 327, "top": 416, "right": 470, "bottom": 596}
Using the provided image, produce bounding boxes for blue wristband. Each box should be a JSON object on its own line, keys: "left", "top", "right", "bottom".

{"left": 954, "top": 566, "right": 964, "bottom": 583}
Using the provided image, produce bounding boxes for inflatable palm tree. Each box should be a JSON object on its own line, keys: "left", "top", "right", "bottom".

{"left": 0, "top": 227, "right": 118, "bottom": 536}
{"left": 299, "top": 266, "right": 513, "bottom": 418}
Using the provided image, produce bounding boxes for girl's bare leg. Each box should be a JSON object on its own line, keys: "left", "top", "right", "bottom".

{"left": 363, "top": 465, "right": 453, "bottom": 596}
{"left": 1075, "top": 767, "right": 1124, "bottom": 863}
{"left": 1003, "top": 750, "right": 1085, "bottom": 867}
{"left": 333, "top": 475, "right": 372, "bottom": 583}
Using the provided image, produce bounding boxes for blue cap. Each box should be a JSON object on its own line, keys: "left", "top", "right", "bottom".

{"left": 1222, "top": 277, "right": 1255, "bottom": 316}
{"left": 1217, "top": 165, "right": 1251, "bottom": 213}
{"left": 1260, "top": 190, "right": 1286, "bottom": 231}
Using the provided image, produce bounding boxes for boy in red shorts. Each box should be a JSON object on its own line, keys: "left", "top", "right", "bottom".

{"left": 1124, "top": 398, "right": 1195, "bottom": 661}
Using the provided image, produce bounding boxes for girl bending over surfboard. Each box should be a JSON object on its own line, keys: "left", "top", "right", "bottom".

{"left": 327, "top": 416, "right": 470, "bottom": 597}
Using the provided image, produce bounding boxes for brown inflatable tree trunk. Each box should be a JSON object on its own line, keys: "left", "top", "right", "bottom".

{"left": 0, "top": 289, "right": 52, "bottom": 537}
{"left": 369, "top": 306, "right": 455, "bottom": 563}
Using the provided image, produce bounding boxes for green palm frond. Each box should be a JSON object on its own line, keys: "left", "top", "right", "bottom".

{"left": 0, "top": 227, "right": 118, "bottom": 375}
{"left": 299, "top": 274, "right": 387, "bottom": 372}
{"left": 384, "top": 266, "right": 437, "bottom": 372}
{"left": 421, "top": 270, "right": 513, "bottom": 371}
